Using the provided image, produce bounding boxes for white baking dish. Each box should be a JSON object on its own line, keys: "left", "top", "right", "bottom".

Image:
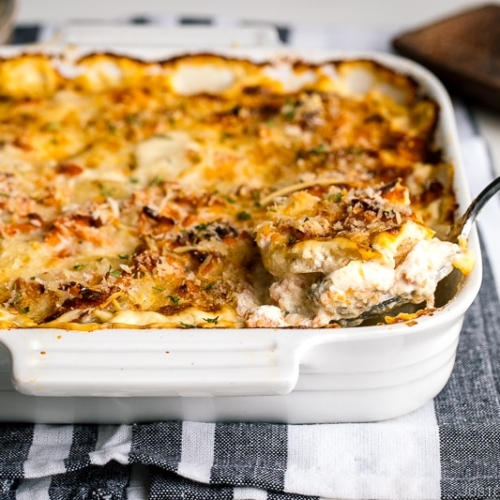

{"left": 0, "top": 46, "right": 482, "bottom": 423}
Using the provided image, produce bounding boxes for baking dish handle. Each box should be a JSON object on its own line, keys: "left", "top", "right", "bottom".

{"left": 0, "top": 328, "right": 336, "bottom": 397}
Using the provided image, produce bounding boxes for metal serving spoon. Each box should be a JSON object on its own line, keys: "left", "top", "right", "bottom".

{"left": 354, "top": 176, "right": 500, "bottom": 324}
{"left": 448, "top": 175, "right": 500, "bottom": 242}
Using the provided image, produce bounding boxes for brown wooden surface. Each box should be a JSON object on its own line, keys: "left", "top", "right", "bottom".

{"left": 393, "top": 4, "right": 500, "bottom": 113}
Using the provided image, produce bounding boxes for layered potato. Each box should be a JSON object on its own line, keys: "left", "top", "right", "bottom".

{"left": 0, "top": 52, "right": 472, "bottom": 328}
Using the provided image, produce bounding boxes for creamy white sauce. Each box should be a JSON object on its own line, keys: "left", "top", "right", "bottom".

{"left": 247, "top": 232, "right": 464, "bottom": 327}
{"left": 245, "top": 305, "right": 288, "bottom": 328}
{"left": 393, "top": 239, "right": 460, "bottom": 306}
{"left": 171, "top": 65, "right": 235, "bottom": 95}
{"left": 134, "top": 132, "right": 199, "bottom": 184}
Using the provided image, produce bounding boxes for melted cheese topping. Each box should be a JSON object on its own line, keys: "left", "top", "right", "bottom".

{"left": 0, "top": 53, "right": 471, "bottom": 328}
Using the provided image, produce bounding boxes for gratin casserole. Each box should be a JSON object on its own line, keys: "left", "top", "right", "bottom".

{"left": 0, "top": 52, "right": 474, "bottom": 330}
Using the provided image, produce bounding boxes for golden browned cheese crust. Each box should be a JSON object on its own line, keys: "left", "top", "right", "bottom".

{"left": 0, "top": 53, "right": 459, "bottom": 328}
{"left": 255, "top": 182, "right": 417, "bottom": 276}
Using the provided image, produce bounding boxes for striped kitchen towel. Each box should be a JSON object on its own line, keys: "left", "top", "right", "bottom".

{"left": 0, "top": 238, "right": 499, "bottom": 500}
{"left": 1, "top": 18, "right": 500, "bottom": 500}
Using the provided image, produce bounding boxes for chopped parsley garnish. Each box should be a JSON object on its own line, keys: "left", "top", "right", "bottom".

{"left": 21, "top": 306, "right": 30, "bottom": 314}
{"left": 283, "top": 105, "right": 296, "bottom": 120}
{"left": 310, "top": 144, "right": 327, "bottom": 154}
{"left": 203, "top": 316, "right": 219, "bottom": 324}
{"left": 347, "top": 146, "right": 364, "bottom": 155}
{"left": 169, "top": 295, "right": 181, "bottom": 305}
{"left": 178, "top": 322, "right": 195, "bottom": 328}
{"left": 109, "top": 269, "right": 122, "bottom": 278}
{"left": 129, "top": 154, "right": 138, "bottom": 171}
{"left": 107, "top": 122, "right": 117, "bottom": 134}
{"left": 149, "top": 176, "right": 163, "bottom": 186}
{"left": 98, "top": 183, "right": 113, "bottom": 197}
{"left": 328, "top": 192, "right": 343, "bottom": 202}
{"left": 202, "top": 282, "right": 216, "bottom": 291}
{"left": 118, "top": 254, "right": 129, "bottom": 260}
{"left": 73, "top": 264, "right": 86, "bottom": 271}
{"left": 125, "top": 114, "right": 141, "bottom": 126}
{"left": 252, "top": 190, "right": 261, "bottom": 207}
{"left": 153, "top": 286, "right": 164, "bottom": 291}
{"left": 237, "top": 211, "right": 252, "bottom": 221}
{"left": 43, "top": 122, "right": 60, "bottom": 131}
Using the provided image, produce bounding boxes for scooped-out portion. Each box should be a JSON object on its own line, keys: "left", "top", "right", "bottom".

{"left": 247, "top": 182, "right": 474, "bottom": 327}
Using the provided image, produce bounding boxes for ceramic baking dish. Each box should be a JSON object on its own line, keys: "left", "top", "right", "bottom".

{"left": 0, "top": 45, "right": 482, "bottom": 424}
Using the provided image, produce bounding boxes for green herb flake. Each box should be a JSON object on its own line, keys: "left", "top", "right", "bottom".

{"left": 98, "top": 183, "right": 113, "bottom": 197}
{"left": 237, "top": 211, "right": 252, "bottom": 221}
{"left": 288, "top": 236, "right": 297, "bottom": 245}
{"left": 347, "top": 146, "right": 364, "bottom": 155}
{"left": 195, "top": 223, "right": 208, "bottom": 231}
{"left": 169, "top": 295, "right": 181, "bottom": 305}
{"left": 203, "top": 316, "right": 219, "bottom": 325}
{"left": 149, "top": 176, "right": 163, "bottom": 186}
{"left": 202, "top": 282, "right": 216, "bottom": 291}
{"left": 283, "top": 108, "right": 296, "bottom": 120}
{"left": 21, "top": 306, "right": 30, "bottom": 314}
{"left": 0, "top": 192, "right": 10, "bottom": 198}
{"left": 130, "top": 177, "right": 139, "bottom": 184}
{"left": 252, "top": 190, "right": 261, "bottom": 205}
{"left": 328, "top": 192, "right": 343, "bottom": 202}
{"left": 109, "top": 269, "right": 122, "bottom": 279}
{"left": 125, "top": 114, "right": 141, "bottom": 126}
{"left": 73, "top": 264, "right": 86, "bottom": 271}
{"left": 153, "top": 286, "right": 164, "bottom": 292}
{"left": 107, "top": 122, "right": 117, "bottom": 134}
{"left": 178, "top": 322, "right": 195, "bottom": 329}
{"left": 118, "top": 254, "right": 129, "bottom": 260}
{"left": 43, "top": 122, "right": 60, "bottom": 132}
{"left": 129, "top": 154, "right": 138, "bottom": 171}
{"left": 310, "top": 144, "right": 327, "bottom": 154}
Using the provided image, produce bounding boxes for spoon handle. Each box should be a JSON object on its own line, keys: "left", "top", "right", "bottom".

{"left": 455, "top": 176, "right": 500, "bottom": 240}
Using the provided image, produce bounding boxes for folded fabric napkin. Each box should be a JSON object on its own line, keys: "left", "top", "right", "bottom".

{"left": 1, "top": 19, "right": 500, "bottom": 500}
